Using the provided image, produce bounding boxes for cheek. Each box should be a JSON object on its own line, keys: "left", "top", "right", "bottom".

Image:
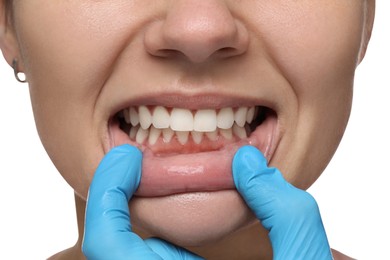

{"left": 13, "top": 4, "right": 121, "bottom": 199}
{"left": 32, "top": 106, "right": 102, "bottom": 200}
{"left": 264, "top": 2, "right": 364, "bottom": 93}
{"left": 257, "top": 2, "right": 365, "bottom": 188}
{"left": 13, "top": 2, "right": 158, "bottom": 199}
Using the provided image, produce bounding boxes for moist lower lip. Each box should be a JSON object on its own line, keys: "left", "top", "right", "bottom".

{"left": 109, "top": 108, "right": 278, "bottom": 197}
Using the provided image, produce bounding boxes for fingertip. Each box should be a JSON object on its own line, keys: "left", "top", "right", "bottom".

{"left": 111, "top": 144, "right": 142, "bottom": 159}
{"left": 233, "top": 145, "right": 267, "bottom": 174}
{"left": 233, "top": 145, "right": 267, "bottom": 164}
{"left": 120, "top": 144, "right": 143, "bottom": 189}
{"left": 91, "top": 144, "right": 143, "bottom": 198}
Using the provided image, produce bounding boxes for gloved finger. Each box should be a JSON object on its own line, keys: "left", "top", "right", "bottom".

{"left": 232, "top": 145, "right": 332, "bottom": 259}
{"left": 145, "top": 238, "right": 204, "bottom": 260}
{"left": 232, "top": 145, "right": 317, "bottom": 225}
{"left": 82, "top": 144, "right": 161, "bottom": 260}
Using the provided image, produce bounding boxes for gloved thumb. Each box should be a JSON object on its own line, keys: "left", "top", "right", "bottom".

{"left": 233, "top": 145, "right": 320, "bottom": 229}
{"left": 232, "top": 145, "right": 290, "bottom": 226}
{"left": 86, "top": 144, "right": 142, "bottom": 204}
{"left": 232, "top": 146, "right": 332, "bottom": 259}
{"left": 83, "top": 144, "right": 158, "bottom": 259}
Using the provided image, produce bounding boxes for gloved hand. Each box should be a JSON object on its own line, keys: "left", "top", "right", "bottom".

{"left": 232, "top": 145, "right": 333, "bottom": 260}
{"left": 83, "top": 144, "right": 333, "bottom": 259}
{"left": 82, "top": 144, "right": 203, "bottom": 260}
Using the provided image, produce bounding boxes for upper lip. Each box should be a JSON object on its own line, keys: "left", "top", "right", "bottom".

{"left": 109, "top": 91, "right": 278, "bottom": 118}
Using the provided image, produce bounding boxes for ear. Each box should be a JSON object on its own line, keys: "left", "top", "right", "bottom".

{"left": 0, "top": 0, "right": 23, "bottom": 70}
{"left": 358, "top": 0, "right": 376, "bottom": 63}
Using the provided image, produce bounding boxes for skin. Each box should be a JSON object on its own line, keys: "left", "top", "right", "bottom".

{"left": 0, "top": 0, "right": 375, "bottom": 259}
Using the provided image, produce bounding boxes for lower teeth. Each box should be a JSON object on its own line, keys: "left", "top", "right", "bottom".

{"left": 129, "top": 124, "right": 248, "bottom": 145}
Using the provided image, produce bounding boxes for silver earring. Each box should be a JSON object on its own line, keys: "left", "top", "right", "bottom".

{"left": 12, "top": 59, "right": 27, "bottom": 83}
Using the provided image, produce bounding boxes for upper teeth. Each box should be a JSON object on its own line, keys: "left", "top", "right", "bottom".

{"left": 123, "top": 106, "right": 257, "bottom": 145}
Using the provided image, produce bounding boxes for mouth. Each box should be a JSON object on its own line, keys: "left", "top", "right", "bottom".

{"left": 108, "top": 94, "right": 279, "bottom": 197}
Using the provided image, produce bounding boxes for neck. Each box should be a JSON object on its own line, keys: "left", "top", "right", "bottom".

{"left": 75, "top": 194, "right": 86, "bottom": 247}
{"left": 64, "top": 194, "right": 85, "bottom": 260}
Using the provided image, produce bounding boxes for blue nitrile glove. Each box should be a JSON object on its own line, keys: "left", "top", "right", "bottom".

{"left": 82, "top": 144, "right": 203, "bottom": 260}
{"left": 232, "top": 145, "right": 333, "bottom": 260}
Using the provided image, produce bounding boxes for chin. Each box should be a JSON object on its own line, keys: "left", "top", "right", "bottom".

{"left": 129, "top": 190, "right": 255, "bottom": 247}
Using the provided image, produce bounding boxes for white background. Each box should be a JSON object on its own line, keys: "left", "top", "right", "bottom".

{"left": 0, "top": 2, "right": 389, "bottom": 259}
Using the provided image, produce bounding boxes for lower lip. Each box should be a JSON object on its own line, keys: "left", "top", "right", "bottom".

{"left": 109, "top": 114, "right": 278, "bottom": 197}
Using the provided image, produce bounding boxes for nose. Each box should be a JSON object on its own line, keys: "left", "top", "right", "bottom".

{"left": 144, "top": 1, "right": 249, "bottom": 63}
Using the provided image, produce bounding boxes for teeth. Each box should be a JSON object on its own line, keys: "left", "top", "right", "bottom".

{"left": 246, "top": 106, "right": 256, "bottom": 123}
{"left": 233, "top": 123, "right": 247, "bottom": 139}
{"left": 217, "top": 107, "right": 234, "bottom": 129}
{"left": 153, "top": 106, "right": 170, "bottom": 129}
{"left": 129, "top": 107, "right": 139, "bottom": 126}
{"left": 191, "top": 131, "right": 203, "bottom": 144}
{"left": 136, "top": 127, "right": 149, "bottom": 144}
{"left": 220, "top": 128, "right": 233, "bottom": 140}
{"left": 205, "top": 130, "right": 218, "bottom": 141}
{"left": 176, "top": 131, "right": 189, "bottom": 145}
{"left": 148, "top": 126, "right": 161, "bottom": 145}
{"left": 129, "top": 125, "right": 139, "bottom": 139}
{"left": 170, "top": 108, "right": 194, "bottom": 131}
{"left": 124, "top": 109, "right": 131, "bottom": 124}
{"left": 124, "top": 105, "right": 258, "bottom": 145}
{"left": 139, "top": 106, "right": 152, "bottom": 129}
{"left": 193, "top": 109, "right": 217, "bottom": 132}
{"left": 162, "top": 128, "right": 174, "bottom": 143}
{"left": 234, "top": 107, "right": 248, "bottom": 127}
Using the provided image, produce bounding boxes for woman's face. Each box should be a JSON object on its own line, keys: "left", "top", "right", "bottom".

{"left": 1, "top": 0, "right": 374, "bottom": 247}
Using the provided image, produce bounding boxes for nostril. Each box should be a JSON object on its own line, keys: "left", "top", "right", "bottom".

{"left": 220, "top": 47, "right": 236, "bottom": 52}
{"left": 216, "top": 47, "right": 241, "bottom": 59}
{"left": 151, "top": 47, "right": 241, "bottom": 61}
{"left": 151, "top": 49, "right": 179, "bottom": 59}
{"left": 143, "top": 3, "right": 249, "bottom": 64}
